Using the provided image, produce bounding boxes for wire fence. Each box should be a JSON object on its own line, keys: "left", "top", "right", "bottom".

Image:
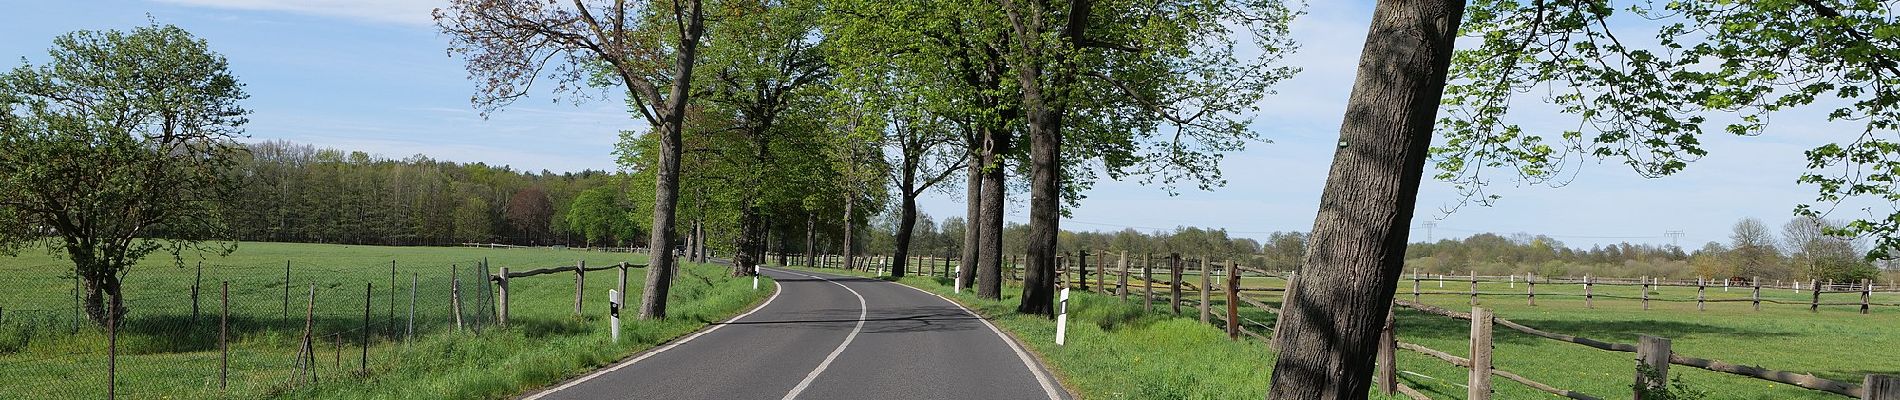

{"left": 0, "top": 260, "right": 501, "bottom": 398}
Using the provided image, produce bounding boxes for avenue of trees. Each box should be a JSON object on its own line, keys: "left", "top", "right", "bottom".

{"left": 15, "top": 0, "right": 1900, "bottom": 398}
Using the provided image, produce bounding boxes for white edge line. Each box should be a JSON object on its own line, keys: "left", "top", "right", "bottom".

{"left": 521, "top": 278, "right": 785, "bottom": 400}
{"left": 884, "top": 277, "right": 1065, "bottom": 400}
{"left": 778, "top": 270, "right": 870, "bottom": 400}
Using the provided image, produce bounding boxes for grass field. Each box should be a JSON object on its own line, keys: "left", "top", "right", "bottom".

{"left": 792, "top": 261, "right": 1900, "bottom": 399}
{"left": 0, "top": 242, "right": 773, "bottom": 399}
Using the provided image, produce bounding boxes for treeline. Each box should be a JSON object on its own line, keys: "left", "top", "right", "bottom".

{"left": 1401, "top": 218, "right": 1887, "bottom": 282}
{"left": 223, "top": 140, "right": 633, "bottom": 247}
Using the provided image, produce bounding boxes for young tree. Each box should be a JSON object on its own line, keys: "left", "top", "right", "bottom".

{"left": 1275, "top": 0, "right": 1900, "bottom": 396}
{"left": 436, "top": 0, "right": 706, "bottom": 320}
{"left": 0, "top": 23, "right": 248, "bottom": 325}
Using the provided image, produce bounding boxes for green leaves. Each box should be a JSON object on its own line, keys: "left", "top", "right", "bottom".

{"left": 0, "top": 22, "right": 246, "bottom": 323}
{"left": 1438, "top": 0, "right": 1900, "bottom": 258}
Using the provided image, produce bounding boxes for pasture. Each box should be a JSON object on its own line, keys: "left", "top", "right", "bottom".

{"left": 0, "top": 242, "right": 770, "bottom": 399}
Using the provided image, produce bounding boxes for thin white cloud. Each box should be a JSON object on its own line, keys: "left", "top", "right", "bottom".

{"left": 152, "top": 0, "right": 442, "bottom": 25}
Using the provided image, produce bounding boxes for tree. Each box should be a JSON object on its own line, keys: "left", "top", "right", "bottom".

{"left": 453, "top": 197, "right": 494, "bottom": 243}
{"left": 506, "top": 186, "right": 554, "bottom": 244}
{"left": 436, "top": 0, "right": 707, "bottom": 320}
{"left": 1784, "top": 217, "right": 1876, "bottom": 282}
{"left": 1730, "top": 218, "right": 1783, "bottom": 280}
{"left": 1275, "top": 0, "right": 1900, "bottom": 395}
{"left": 991, "top": 0, "right": 1299, "bottom": 316}
{"left": 696, "top": 0, "right": 829, "bottom": 276}
{"left": 0, "top": 23, "right": 248, "bottom": 325}
{"left": 565, "top": 185, "right": 640, "bottom": 247}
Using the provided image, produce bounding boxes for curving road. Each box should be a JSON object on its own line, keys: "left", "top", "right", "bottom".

{"left": 521, "top": 266, "right": 1069, "bottom": 400}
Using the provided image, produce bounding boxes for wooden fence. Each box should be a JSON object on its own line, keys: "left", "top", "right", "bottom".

{"left": 487, "top": 261, "right": 644, "bottom": 326}
{"left": 778, "top": 250, "right": 1900, "bottom": 398}
{"left": 1384, "top": 300, "right": 1900, "bottom": 399}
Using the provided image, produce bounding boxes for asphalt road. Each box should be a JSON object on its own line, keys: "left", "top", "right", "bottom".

{"left": 522, "top": 266, "right": 1069, "bottom": 400}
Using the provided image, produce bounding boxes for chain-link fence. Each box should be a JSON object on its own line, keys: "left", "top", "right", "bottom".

{"left": 0, "top": 259, "right": 502, "bottom": 398}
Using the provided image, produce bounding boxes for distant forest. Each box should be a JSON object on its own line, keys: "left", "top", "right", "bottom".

{"left": 224, "top": 140, "right": 623, "bottom": 246}
{"left": 223, "top": 141, "right": 1890, "bottom": 282}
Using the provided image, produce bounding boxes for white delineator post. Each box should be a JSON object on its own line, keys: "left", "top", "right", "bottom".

{"left": 1055, "top": 288, "right": 1071, "bottom": 346}
{"left": 607, "top": 289, "right": 622, "bottom": 343}
{"left": 955, "top": 263, "right": 964, "bottom": 294}
{"left": 753, "top": 275, "right": 760, "bottom": 291}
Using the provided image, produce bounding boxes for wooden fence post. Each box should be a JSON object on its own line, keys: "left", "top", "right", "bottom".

{"left": 1866, "top": 374, "right": 1900, "bottom": 400}
{"left": 1201, "top": 257, "right": 1213, "bottom": 324}
{"left": 1527, "top": 272, "right": 1536, "bottom": 306}
{"left": 1143, "top": 254, "right": 1154, "bottom": 312}
{"left": 618, "top": 262, "right": 629, "bottom": 309}
{"left": 284, "top": 260, "right": 292, "bottom": 319}
{"left": 1078, "top": 251, "right": 1090, "bottom": 291}
{"left": 1864, "top": 279, "right": 1873, "bottom": 315}
{"left": 1813, "top": 279, "right": 1822, "bottom": 313}
{"left": 451, "top": 265, "right": 463, "bottom": 330}
{"left": 1118, "top": 251, "right": 1130, "bottom": 301}
{"left": 1585, "top": 275, "right": 1594, "bottom": 309}
{"left": 408, "top": 273, "right": 416, "bottom": 339}
{"left": 1227, "top": 264, "right": 1240, "bottom": 340}
{"left": 575, "top": 261, "right": 586, "bottom": 316}
{"left": 361, "top": 282, "right": 371, "bottom": 376}
{"left": 1636, "top": 335, "right": 1672, "bottom": 399}
{"left": 1469, "top": 307, "right": 1493, "bottom": 400}
{"left": 299, "top": 283, "right": 317, "bottom": 384}
{"left": 1412, "top": 273, "right": 1420, "bottom": 304}
{"left": 498, "top": 267, "right": 511, "bottom": 326}
{"left": 1752, "top": 277, "right": 1761, "bottom": 312}
{"left": 1096, "top": 252, "right": 1107, "bottom": 294}
{"left": 1378, "top": 308, "right": 1397, "bottom": 396}
{"left": 1469, "top": 270, "right": 1478, "bottom": 306}
{"left": 220, "top": 281, "right": 229, "bottom": 390}
{"left": 1170, "top": 253, "right": 1184, "bottom": 315}
{"left": 192, "top": 261, "right": 202, "bottom": 322}
{"left": 1638, "top": 276, "right": 1648, "bottom": 310}
{"left": 388, "top": 261, "right": 396, "bottom": 335}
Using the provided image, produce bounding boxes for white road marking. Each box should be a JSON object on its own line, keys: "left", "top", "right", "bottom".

{"left": 521, "top": 277, "right": 784, "bottom": 400}
{"left": 779, "top": 270, "right": 869, "bottom": 400}
{"left": 889, "top": 280, "right": 1066, "bottom": 400}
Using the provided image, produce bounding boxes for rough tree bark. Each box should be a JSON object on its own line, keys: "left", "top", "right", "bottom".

{"left": 1266, "top": 0, "right": 1466, "bottom": 397}
{"left": 960, "top": 157, "right": 982, "bottom": 289}
{"left": 639, "top": 0, "right": 708, "bottom": 321}
{"left": 976, "top": 125, "right": 1010, "bottom": 299}
{"left": 1001, "top": 0, "right": 1087, "bottom": 317}
{"left": 843, "top": 195, "right": 857, "bottom": 270}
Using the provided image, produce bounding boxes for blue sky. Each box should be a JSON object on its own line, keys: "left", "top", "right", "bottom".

{"left": 0, "top": 0, "right": 1872, "bottom": 249}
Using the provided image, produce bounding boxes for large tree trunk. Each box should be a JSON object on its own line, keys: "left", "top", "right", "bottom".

{"left": 1266, "top": 0, "right": 1465, "bottom": 397}
{"left": 804, "top": 213, "right": 818, "bottom": 267}
{"left": 843, "top": 195, "right": 857, "bottom": 270}
{"left": 1018, "top": 102, "right": 1060, "bottom": 316}
{"left": 892, "top": 195, "right": 916, "bottom": 278}
{"left": 733, "top": 204, "right": 761, "bottom": 276}
{"left": 975, "top": 126, "right": 1009, "bottom": 299}
{"left": 960, "top": 156, "right": 982, "bottom": 289}
{"left": 640, "top": 0, "right": 705, "bottom": 321}
{"left": 71, "top": 248, "right": 125, "bottom": 326}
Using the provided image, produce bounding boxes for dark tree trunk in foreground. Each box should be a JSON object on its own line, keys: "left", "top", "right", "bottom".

{"left": 1266, "top": 0, "right": 1465, "bottom": 397}
{"left": 843, "top": 195, "right": 857, "bottom": 270}
{"left": 804, "top": 213, "right": 817, "bottom": 267}
{"left": 892, "top": 193, "right": 917, "bottom": 278}
{"left": 640, "top": 1, "right": 708, "bottom": 321}
{"left": 960, "top": 156, "right": 982, "bottom": 289}
{"left": 975, "top": 126, "right": 1010, "bottom": 299}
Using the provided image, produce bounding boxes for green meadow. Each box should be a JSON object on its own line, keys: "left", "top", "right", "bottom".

{"left": 0, "top": 242, "right": 772, "bottom": 399}
{"left": 787, "top": 263, "right": 1900, "bottom": 399}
